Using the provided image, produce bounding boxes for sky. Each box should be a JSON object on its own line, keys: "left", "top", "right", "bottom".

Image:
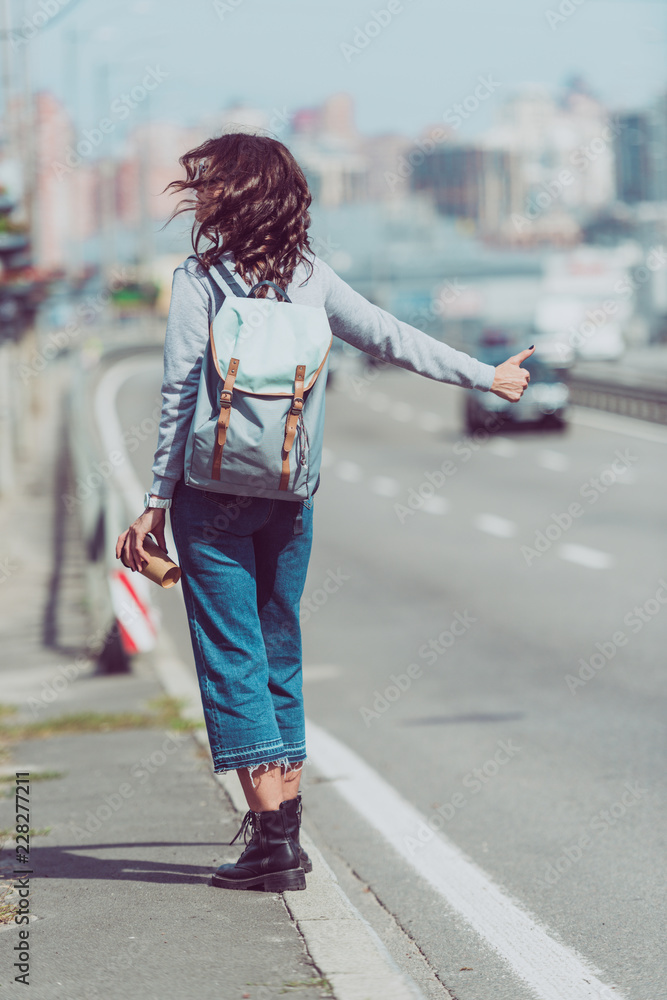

{"left": 10, "top": 0, "right": 667, "bottom": 139}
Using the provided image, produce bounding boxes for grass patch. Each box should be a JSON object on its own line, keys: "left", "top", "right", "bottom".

{"left": 0, "top": 827, "right": 52, "bottom": 847}
{"left": 0, "top": 884, "right": 18, "bottom": 925}
{"left": 0, "top": 770, "right": 66, "bottom": 783}
{"left": 0, "top": 771, "right": 66, "bottom": 798}
{"left": 0, "top": 826, "right": 52, "bottom": 838}
{"left": 0, "top": 705, "right": 17, "bottom": 719}
{"left": 0, "top": 696, "right": 200, "bottom": 743}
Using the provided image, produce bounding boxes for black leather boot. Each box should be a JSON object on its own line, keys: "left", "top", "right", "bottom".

{"left": 282, "top": 795, "right": 312, "bottom": 874}
{"left": 212, "top": 801, "right": 306, "bottom": 891}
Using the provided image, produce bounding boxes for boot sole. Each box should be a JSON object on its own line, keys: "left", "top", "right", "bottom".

{"left": 211, "top": 867, "right": 307, "bottom": 892}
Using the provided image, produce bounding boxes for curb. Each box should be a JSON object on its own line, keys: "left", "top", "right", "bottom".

{"left": 93, "top": 349, "right": 426, "bottom": 998}
{"left": 151, "top": 628, "right": 425, "bottom": 1000}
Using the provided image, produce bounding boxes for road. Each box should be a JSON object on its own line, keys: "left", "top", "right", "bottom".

{"left": 113, "top": 350, "right": 667, "bottom": 1000}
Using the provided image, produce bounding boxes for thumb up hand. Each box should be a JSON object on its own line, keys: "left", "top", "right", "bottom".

{"left": 490, "top": 345, "right": 535, "bottom": 402}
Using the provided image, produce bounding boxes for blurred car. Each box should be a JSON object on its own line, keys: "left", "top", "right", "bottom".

{"left": 463, "top": 340, "right": 570, "bottom": 433}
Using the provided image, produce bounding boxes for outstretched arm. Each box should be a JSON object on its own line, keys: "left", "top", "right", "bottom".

{"left": 318, "top": 257, "right": 496, "bottom": 392}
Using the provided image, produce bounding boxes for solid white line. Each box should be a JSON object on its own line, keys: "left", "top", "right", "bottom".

{"left": 98, "top": 355, "right": 425, "bottom": 1000}
{"left": 570, "top": 406, "right": 667, "bottom": 444}
{"left": 152, "top": 634, "right": 424, "bottom": 1000}
{"left": 100, "top": 354, "right": 624, "bottom": 1000}
{"left": 474, "top": 513, "right": 517, "bottom": 538}
{"left": 305, "top": 720, "right": 626, "bottom": 1000}
{"left": 94, "top": 354, "right": 161, "bottom": 514}
{"left": 558, "top": 543, "right": 614, "bottom": 570}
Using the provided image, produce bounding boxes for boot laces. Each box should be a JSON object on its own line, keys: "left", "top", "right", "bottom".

{"left": 228, "top": 809, "right": 256, "bottom": 847}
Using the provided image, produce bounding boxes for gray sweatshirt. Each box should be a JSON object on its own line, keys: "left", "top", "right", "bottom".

{"left": 149, "top": 252, "right": 496, "bottom": 498}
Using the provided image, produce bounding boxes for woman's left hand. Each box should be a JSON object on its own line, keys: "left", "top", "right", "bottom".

{"left": 116, "top": 507, "right": 168, "bottom": 572}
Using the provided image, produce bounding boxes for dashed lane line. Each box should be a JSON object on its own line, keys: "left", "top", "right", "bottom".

{"left": 486, "top": 436, "right": 519, "bottom": 458}
{"left": 421, "top": 496, "right": 448, "bottom": 515}
{"left": 103, "top": 354, "right": 626, "bottom": 998}
{"left": 558, "top": 543, "right": 615, "bottom": 570}
{"left": 370, "top": 475, "right": 401, "bottom": 497}
{"left": 335, "top": 460, "right": 363, "bottom": 482}
{"left": 392, "top": 402, "right": 414, "bottom": 423}
{"left": 326, "top": 448, "right": 616, "bottom": 562}
{"left": 537, "top": 449, "right": 570, "bottom": 471}
{"left": 473, "top": 513, "right": 518, "bottom": 538}
{"left": 418, "top": 411, "right": 446, "bottom": 433}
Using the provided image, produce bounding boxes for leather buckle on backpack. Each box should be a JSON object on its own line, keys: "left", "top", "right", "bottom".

{"left": 290, "top": 396, "right": 304, "bottom": 415}
{"left": 219, "top": 389, "right": 233, "bottom": 408}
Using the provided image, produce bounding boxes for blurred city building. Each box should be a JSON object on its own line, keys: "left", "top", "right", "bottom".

{"left": 1, "top": 73, "right": 666, "bottom": 400}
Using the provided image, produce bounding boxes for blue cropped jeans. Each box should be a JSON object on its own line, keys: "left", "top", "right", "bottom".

{"left": 170, "top": 478, "right": 313, "bottom": 774}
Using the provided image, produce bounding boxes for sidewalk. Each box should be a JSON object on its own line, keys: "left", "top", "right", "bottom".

{"left": 0, "top": 364, "right": 332, "bottom": 1000}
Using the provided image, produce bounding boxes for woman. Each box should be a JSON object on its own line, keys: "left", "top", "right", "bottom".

{"left": 116, "top": 132, "right": 532, "bottom": 893}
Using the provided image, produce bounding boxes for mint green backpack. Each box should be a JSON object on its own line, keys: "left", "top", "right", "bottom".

{"left": 184, "top": 259, "right": 333, "bottom": 501}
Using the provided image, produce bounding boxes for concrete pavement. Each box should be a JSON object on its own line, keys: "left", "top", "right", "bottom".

{"left": 0, "top": 358, "right": 438, "bottom": 1000}
{"left": 0, "top": 364, "right": 333, "bottom": 999}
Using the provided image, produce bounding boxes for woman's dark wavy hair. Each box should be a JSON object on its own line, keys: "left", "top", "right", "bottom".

{"left": 166, "top": 132, "right": 314, "bottom": 296}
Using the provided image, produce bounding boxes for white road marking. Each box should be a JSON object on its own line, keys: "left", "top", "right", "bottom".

{"left": 487, "top": 437, "right": 518, "bottom": 458}
{"left": 303, "top": 664, "right": 342, "bottom": 682}
{"left": 393, "top": 402, "right": 414, "bottom": 423}
{"left": 418, "top": 412, "right": 445, "bottom": 433}
{"left": 558, "top": 543, "right": 614, "bottom": 570}
{"left": 100, "top": 358, "right": 427, "bottom": 1000}
{"left": 570, "top": 406, "right": 667, "bottom": 444}
{"left": 95, "top": 355, "right": 166, "bottom": 516}
{"left": 370, "top": 475, "right": 401, "bottom": 497}
{"left": 103, "top": 356, "right": 629, "bottom": 1000}
{"left": 537, "top": 449, "right": 570, "bottom": 472}
{"left": 615, "top": 468, "right": 637, "bottom": 485}
{"left": 474, "top": 513, "right": 517, "bottom": 538}
{"left": 320, "top": 447, "right": 335, "bottom": 468}
{"left": 306, "top": 720, "right": 627, "bottom": 1000}
{"left": 369, "top": 392, "right": 390, "bottom": 412}
{"left": 421, "top": 496, "right": 448, "bottom": 515}
{"left": 336, "top": 460, "right": 363, "bottom": 483}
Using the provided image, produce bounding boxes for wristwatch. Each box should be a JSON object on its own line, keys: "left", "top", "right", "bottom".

{"left": 144, "top": 492, "right": 172, "bottom": 510}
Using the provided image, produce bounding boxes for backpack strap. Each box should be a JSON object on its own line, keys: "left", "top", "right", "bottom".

{"left": 211, "top": 260, "right": 248, "bottom": 298}
{"left": 248, "top": 279, "right": 292, "bottom": 303}
{"left": 211, "top": 355, "right": 240, "bottom": 479}
{"left": 280, "top": 364, "right": 306, "bottom": 491}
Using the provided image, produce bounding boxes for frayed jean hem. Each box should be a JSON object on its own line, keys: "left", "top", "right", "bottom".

{"left": 212, "top": 740, "right": 307, "bottom": 777}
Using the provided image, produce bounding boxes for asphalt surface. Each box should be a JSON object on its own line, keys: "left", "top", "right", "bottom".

{"left": 116, "top": 350, "right": 667, "bottom": 1000}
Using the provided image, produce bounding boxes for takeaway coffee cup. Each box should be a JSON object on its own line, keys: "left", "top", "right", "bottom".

{"left": 120, "top": 535, "right": 181, "bottom": 588}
